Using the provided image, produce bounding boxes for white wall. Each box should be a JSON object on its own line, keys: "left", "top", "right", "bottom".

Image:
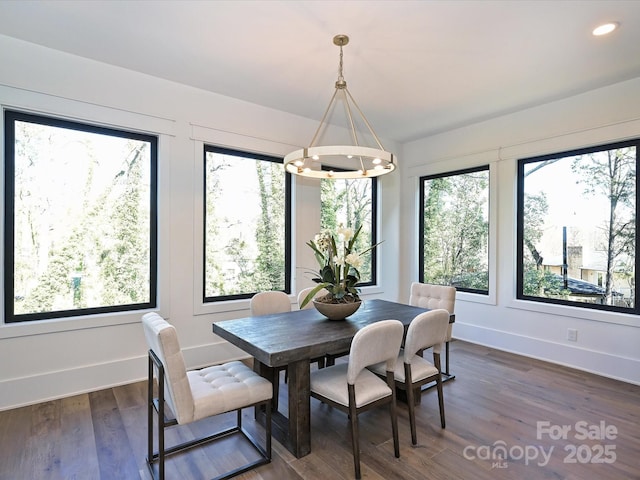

{"left": 0, "top": 35, "right": 400, "bottom": 410}
{"left": 400, "top": 77, "right": 640, "bottom": 386}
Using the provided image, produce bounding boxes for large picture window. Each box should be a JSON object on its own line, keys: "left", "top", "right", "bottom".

{"left": 203, "top": 146, "right": 291, "bottom": 301}
{"left": 517, "top": 139, "right": 638, "bottom": 313}
{"left": 4, "top": 110, "right": 157, "bottom": 323}
{"left": 320, "top": 177, "right": 377, "bottom": 285}
{"left": 419, "top": 166, "right": 489, "bottom": 293}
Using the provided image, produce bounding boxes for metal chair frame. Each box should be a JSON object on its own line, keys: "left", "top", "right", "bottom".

{"left": 146, "top": 349, "right": 272, "bottom": 480}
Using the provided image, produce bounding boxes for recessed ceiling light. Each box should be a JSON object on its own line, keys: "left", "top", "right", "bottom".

{"left": 592, "top": 22, "right": 619, "bottom": 36}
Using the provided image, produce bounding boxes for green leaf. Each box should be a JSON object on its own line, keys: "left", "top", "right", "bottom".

{"left": 300, "top": 282, "right": 330, "bottom": 309}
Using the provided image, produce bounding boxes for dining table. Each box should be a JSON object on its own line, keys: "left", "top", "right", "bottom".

{"left": 212, "top": 298, "right": 455, "bottom": 458}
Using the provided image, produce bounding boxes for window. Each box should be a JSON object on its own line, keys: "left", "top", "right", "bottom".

{"left": 320, "top": 177, "right": 377, "bottom": 285}
{"left": 203, "top": 146, "right": 291, "bottom": 301}
{"left": 4, "top": 110, "right": 157, "bottom": 323}
{"left": 419, "top": 166, "right": 489, "bottom": 293}
{"left": 517, "top": 139, "right": 638, "bottom": 313}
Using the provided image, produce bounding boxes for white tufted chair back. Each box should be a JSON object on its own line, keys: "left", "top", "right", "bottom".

{"left": 250, "top": 291, "right": 291, "bottom": 316}
{"left": 409, "top": 282, "right": 456, "bottom": 341}
{"left": 142, "top": 312, "right": 194, "bottom": 424}
{"left": 403, "top": 309, "right": 450, "bottom": 362}
{"left": 347, "top": 320, "right": 404, "bottom": 385}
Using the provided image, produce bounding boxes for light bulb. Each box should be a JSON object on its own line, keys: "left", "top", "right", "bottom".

{"left": 592, "top": 22, "right": 618, "bottom": 36}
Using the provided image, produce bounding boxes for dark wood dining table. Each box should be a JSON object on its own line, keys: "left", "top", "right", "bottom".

{"left": 212, "top": 298, "right": 454, "bottom": 458}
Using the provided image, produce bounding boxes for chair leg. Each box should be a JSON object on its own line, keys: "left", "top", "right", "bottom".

{"left": 348, "top": 384, "right": 361, "bottom": 479}
{"left": 434, "top": 354, "right": 446, "bottom": 428}
{"left": 387, "top": 371, "right": 400, "bottom": 457}
{"left": 403, "top": 364, "right": 418, "bottom": 445}
{"left": 266, "top": 399, "right": 272, "bottom": 461}
{"left": 147, "top": 355, "right": 154, "bottom": 472}
{"left": 444, "top": 340, "right": 451, "bottom": 376}
{"left": 325, "top": 354, "right": 335, "bottom": 367}
{"left": 146, "top": 351, "right": 168, "bottom": 480}
{"left": 158, "top": 381, "right": 166, "bottom": 480}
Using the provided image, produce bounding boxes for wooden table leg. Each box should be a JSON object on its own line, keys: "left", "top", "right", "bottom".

{"left": 287, "top": 359, "right": 311, "bottom": 457}
{"left": 253, "top": 358, "right": 311, "bottom": 458}
{"left": 254, "top": 359, "right": 280, "bottom": 411}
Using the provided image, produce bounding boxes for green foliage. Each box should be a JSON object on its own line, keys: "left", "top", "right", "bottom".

{"left": 522, "top": 268, "right": 571, "bottom": 297}
{"left": 203, "top": 152, "right": 286, "bottom": 297}
{"left": 320, "top": 178, "right": 373, "bottom": 282}
{"left": 99, "top": 143, "right": 149, "bottom": 305}
{"left": 253, "top": 161, "right": 286, "bottom": 291}
{"left": 422, "top": 172, "right": 489, "bottom": 290}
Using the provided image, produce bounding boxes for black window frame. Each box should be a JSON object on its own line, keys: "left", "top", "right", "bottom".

{"left": 419, "top": 165, "right": 490, "bottom": 295}
{"left": 202, "top": 145, "right": 292, "bottom": 303}
{"left": 516, "top": 138, "right": 640, "bottom": 314}
{"left": 4, "top": 109, "right": 158, "bottom": 323}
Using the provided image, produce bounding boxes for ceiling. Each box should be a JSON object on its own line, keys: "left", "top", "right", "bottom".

{"left": 0, "top": 0, "right": 639, "bottom": 144}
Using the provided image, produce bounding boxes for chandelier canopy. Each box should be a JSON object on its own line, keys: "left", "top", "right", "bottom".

{"left": 284, "top": 35, "right": 396, "bottom": 179}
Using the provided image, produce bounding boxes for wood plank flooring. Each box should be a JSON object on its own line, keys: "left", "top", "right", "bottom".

{"left": 1, "top": 340, "right": 639, "bottom": 479}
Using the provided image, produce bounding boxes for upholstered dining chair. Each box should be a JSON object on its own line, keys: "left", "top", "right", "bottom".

{"left": 250, "top": 290, "right": 291, "bottom": 316}
{"left": 309, "top": 320, "right": 404, "bottom": 479}
{"left": 409, "top": 282, "right": 456, "bottom": 379}
{"left": 369, "top": 309, "right": 450, "bottom": 445}
{"left": 141, "top": 312, "right": 272, "bottom": 480}
{"left": 249, "top": 291, "right": 291, "bottom": 408}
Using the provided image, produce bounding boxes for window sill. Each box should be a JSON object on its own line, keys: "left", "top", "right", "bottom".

{"left": 0, "top": 310, "right": 152, "bottom": 339}
{"left": 507, "top": 298, "right": 639, "bottom": 327}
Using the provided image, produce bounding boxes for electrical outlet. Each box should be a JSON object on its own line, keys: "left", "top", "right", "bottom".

{"left": 567, "top": 328, "right": 578, "bottom": 342}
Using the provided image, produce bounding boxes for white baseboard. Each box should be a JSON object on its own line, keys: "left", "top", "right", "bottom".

{"left": 0, "top": 340, "right": 251, "bottom": 412}
{"left": 453, "top": 322, "right": 640, "bottom": 386}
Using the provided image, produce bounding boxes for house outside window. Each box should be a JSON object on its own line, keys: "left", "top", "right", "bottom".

{"left": 517, "top": 139, "right": 638, "bottom": 312}
{"left": 4, "top": 110, "right": 157, "bottom": 323}
{"left": 320, "top": 177, "right": 377, "bottom": 285}
{"left": 203, "top": 146, "right": 291, "bottom": 301}
{"left": 419, "top": 166, "right": 490, "bottom": 294}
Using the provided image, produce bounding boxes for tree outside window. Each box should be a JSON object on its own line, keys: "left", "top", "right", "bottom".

{"left": 419, "top": 166, "right": 489, "bottom": 293}
{"left": 4, "top": 110, "right": 157, "bottom": 323}
{"left": 320, "top": 177, "right": 377, "bottom": 285}
{"left": 203, "top": 146, "right": 291, "bottom": 301}
{"left": 518, "top": 140, "right": 637, "bottom": 312}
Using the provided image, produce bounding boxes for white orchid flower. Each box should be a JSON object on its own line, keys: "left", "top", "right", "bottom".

{"left": 337, "top": 225, "right": 354, "bottom": 242}
{"left": 345, "top": 253, "right": 362, "bottom": 269}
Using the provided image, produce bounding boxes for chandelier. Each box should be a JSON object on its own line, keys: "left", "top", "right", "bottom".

{"left": 284, "top": 35, "right": 396, "bottom": 179}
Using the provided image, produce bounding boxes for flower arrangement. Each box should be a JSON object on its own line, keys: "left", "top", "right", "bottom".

{"left": 300, "top": 224, "right": 379, "bottom": 309}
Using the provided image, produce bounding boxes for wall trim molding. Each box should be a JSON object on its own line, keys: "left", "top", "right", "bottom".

{"left": 0, "top": 341, "right": 249, "bottom": 412}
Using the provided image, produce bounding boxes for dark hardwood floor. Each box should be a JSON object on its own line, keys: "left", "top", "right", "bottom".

{"left": 1, "top": 340, "right": 639, "bottom": 480}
